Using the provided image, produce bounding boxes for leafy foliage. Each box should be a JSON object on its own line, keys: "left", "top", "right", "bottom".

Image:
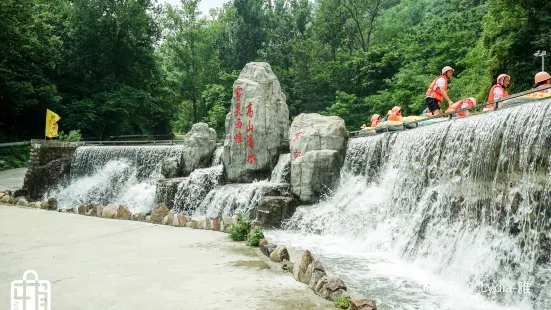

{"left": 229, "top": 213, "right": 251, "bottom": 242}
{"left": 0, "top": 145, "right": 31, "bottom": 171}
{"left": 333, "top": 294, "right": 350, "bottom": 309}
{"left": 58, "top": 130, "right": 82, "bottom": 142}
{"left": 2, "top": 0, "right": 549, "bottom": 140}
{"left": 247, "top": 226, "right": 265, "bottom": 246}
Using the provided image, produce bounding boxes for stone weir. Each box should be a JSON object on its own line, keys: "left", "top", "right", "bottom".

{"left": 277, "top": 98, "right": 551, "bottom": 310}
{"left": 18, "top": 62, "right": 349, "bottom": 228}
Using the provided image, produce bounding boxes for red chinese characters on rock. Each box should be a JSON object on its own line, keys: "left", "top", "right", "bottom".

{"left": 246, "top": 102, "right": 254, "bottom": 118}
{"left": 246, "top": 135, "right": 254, "bottom": 149}
{"left": 246, "top": 120, "right": 254, "bottom": 133}
{"left": 235, "top": 118, "right": 243, "bottom": 129}
{"left": 292, "top": 131, "right": 303, "bottom": 142}
{"left": 234, "top": 86, "right": 243, "bottom": 101}
{"left": 247, "top": 151, "right": 257, "bottom": 165}
{"left": 293, "top": 149, "right": 302, "bottom": 160}
{"left": 234, "top": 132, "right": 243, "bottom": 144}
{"left": 235, "top": 102, "right": 243, "bottom": 117}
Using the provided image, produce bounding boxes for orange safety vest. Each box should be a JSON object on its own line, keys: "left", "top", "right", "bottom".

{"left": 388, "top": 113, "right": 402, "bottom": 122}
{"left": 446, "top": 99, "right": 475, "bottom": 117}
{"left": 426, "top": 75, "right": 448, "bottom": 103}
{"left": 371, "top": 120, "right": 381, "bottom": 127}
{"left": 486, "top": 84, "right": 508, "bottom": 109}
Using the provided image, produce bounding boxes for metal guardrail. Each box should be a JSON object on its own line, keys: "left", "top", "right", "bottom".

{"left": 350, "top": 84, "right": 551, "bottom": 137}
{"left": 82, "top": 140, "right": 185, "bottom": 145}
{"left": 0, "top": 141, "right": 31, "bottom": 148}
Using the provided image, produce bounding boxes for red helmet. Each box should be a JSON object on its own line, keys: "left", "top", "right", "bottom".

{"left": 497, "top": 74, "right": 510, "bottom": 86}
{"left": 391, "top": 106, "right": 401, "bottom": 114}
{"left": 370, "top": 114, "right": 380, "bottom": 122}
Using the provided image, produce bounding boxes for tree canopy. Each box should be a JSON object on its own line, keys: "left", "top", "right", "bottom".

{"left": 1, "top": 0, "right": 549, "bottom": 139}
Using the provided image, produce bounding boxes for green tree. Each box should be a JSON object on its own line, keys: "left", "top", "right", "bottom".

{"left": 0, "top": 0, "right": 63, "bottom": 139}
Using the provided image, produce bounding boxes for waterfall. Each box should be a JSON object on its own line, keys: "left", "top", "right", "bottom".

{"left": 171, "top": 165, "right": 224, "bottom": 214}
{"left": 212, "top": 146, "right": 224, "bottom": 166}
{"left": 268, "top": 100, "right": 551, "bottom": 310}
{"left": 193, "top": 181, "right": 290, "bottom": 218}
{"left": 49, "top": 145, "right": 183, "bottom": 213}
{"left": 270, "top": 153, "right": 291, "bottom": 183}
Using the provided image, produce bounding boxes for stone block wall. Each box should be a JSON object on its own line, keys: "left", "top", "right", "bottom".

{"left": 22, "top": 140, "right": 84, "bottom": 200}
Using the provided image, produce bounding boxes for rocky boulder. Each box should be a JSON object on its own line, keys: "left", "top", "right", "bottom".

{"left": 291, "top": 150, "right": 342, "bottom": 203}
{"left": 24, "top": 155, "right": 72, "bottom": 200}
{"left": 309, "top": 260, "right": 327, "bottom": 290}
{"left": 0, "top": 195, "right": 11, "bottom": 203}
{"left": 294, "top": 250, "right": 314, "bottom": 283}
{"left": 261, "top": 243, "right": 278, "bottom": 257}
{"left": 150, "top": 203, "right": 169, "bottom": 224}
{"left": 269, "top": 245, "right": 290, "bottom": 262}
{"left": 257, "top": 196, "right": 298, "bottom": 228}
{"left": 102, "top": 204, "right": 119, "bottom": 219}
{"left": 161, "top": 157, "right": 181, "bottom": 179}
{"left": 314, "top": 277, "right": 348, "bottom": 301}
{"left": 289, "top": 113, "right": 348, "bottom": 203}
{"left": 350, "top": 298, "right": 377, "bottom": 310}
{"left": 16, "top": 199, "right": 29, "bottom": 207}
{"left": 223, "top": 62, "right": 289, "bottom": 182}
{"left": 181, "top": 123, "right": 217, "bottom": 176}
{"left": 101, "top": 204, "right": 132, "bottom": 220}
{"left": 155, "top": 177, "right": 185, "bottom": 210}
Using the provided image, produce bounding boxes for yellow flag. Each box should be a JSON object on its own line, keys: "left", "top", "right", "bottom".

{"left": 45, "top": 109, "right": 61, "bottom": 138}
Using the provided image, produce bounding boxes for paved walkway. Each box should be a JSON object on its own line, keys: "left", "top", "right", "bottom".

{"left": 0, "top": 168, "right": 26, "bottom": 191}
{"left": 0, "top": 206, "right": 329, "bottom": 310}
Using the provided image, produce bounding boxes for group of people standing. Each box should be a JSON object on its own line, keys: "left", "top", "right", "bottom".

{"left": 366, "top": 67, "right": 551, "bottom": 128}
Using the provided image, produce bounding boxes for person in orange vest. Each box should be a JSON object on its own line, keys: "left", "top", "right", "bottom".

{"left": 388, "top": 106, "right": 402, "bottom": 121}
{"left": 484, "top": 74, "right": 510, "bottom": 111}
{"left": 533, "top": 72, "right": 551, "bottom": 92}
{"left": 426, "top": 66, "right": 455, "bottom": 115}
{"left": 370, "top": 114, "right": 381, "bottom": 127}
{"left": 445, "top": 97, "right": 477, "bottom": 117}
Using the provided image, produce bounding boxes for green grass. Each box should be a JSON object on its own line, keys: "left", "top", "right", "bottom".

{"left": 333, "top": 294, "right": 350, "bottom": 309}
{"left": 0, "top": 145, "right": 30, "bottom": 171}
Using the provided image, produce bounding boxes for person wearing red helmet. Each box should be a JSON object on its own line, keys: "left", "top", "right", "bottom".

{"left": 426, "top": 66, "right": 455, "bottom": 115}
{"left": 387, "top": 106, "right": 402, "bottom": 121}
{"left": 445, "top": 97, "right": 477, "bottom": 117}
{"left": 532, "top": 72, "right": 551, "bottom": 92}
{"left": 370, "top": 114, "right": 381, "bottom": 127}
{"left": 485, "top": 74, "right": 510, "bottom": 111}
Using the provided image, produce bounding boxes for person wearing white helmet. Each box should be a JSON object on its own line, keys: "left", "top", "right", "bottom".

{"left": 426, "top": 66, "right": 455, "bottom": 115}
{"left": 532, "top": 71, "right": 551, "bottom": 93}
{"left": 484, "top": 73, "right": 510, "bottom": 111}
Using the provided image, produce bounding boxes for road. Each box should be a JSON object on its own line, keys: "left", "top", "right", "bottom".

{"left": 0, "top": 168, "right": 26, "bottom": 192}
{"left": 0, "top": 205, "right": 328, "bottom": 310}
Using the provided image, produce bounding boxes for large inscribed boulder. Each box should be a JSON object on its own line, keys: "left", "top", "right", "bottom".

{"left": 223, "top": 62, "right": 289, "bottom": 182}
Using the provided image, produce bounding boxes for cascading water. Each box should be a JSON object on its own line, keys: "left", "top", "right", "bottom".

{"left": 268, "top": 100, "right": 551, "bottom": 310}
{"left": 49, "top": 145, "right": 183, "bottom": 213}
{"left": 171, "top": 165, "right": 224, "bottom": 214}
{"left": 270, "top": 153, "right": 291, "bottom": 183}
{"left": 211, "top": 146, "right": 224, "bottom": 166}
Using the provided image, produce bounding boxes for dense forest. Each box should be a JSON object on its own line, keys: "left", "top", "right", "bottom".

{"left": 1, "top": 0, "right": 550, "bottom": 140}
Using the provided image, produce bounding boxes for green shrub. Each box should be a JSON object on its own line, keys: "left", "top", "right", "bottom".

{"left": 247, "top": 226, "right": 264, "bottom": 246}
{"left": 229, "top": 213, "right": 251, "bottom": 241}
{"left": 333, "top": 294, "right": 350, "bottom": 309}
{"left": 58, "top": 130, "right": 82, "bottom": 142}
{"left": 0, "top": 145, "right": 30, "bottom": 171}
